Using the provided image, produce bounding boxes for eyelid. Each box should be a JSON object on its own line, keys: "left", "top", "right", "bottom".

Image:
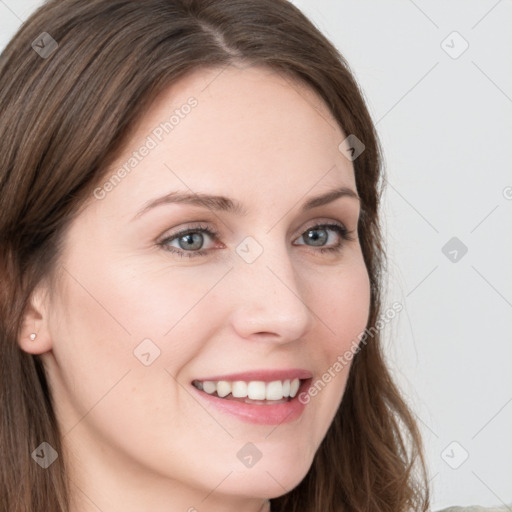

{"left": 157, "top": 218, "right": 351, "bottom": 241}
{"left": 300, "top": 217, "right": 346, "bottom": 232}
{"left": 157, "top": 222, "right": 220, "bottom": 247}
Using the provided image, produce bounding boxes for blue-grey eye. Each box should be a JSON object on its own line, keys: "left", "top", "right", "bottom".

{"left": 177, "top": 232, "right": 204, "bottom": 251}
{"left": 304, "top": 228, "right": 329, "bottom": 246}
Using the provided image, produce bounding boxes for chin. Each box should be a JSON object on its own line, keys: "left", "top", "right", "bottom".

{"left": 226, "top": 453, "right": 313, "bottom": 498}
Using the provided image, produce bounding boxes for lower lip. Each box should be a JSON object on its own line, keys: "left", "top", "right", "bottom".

{"left": 191, "top": 379, "right": 312, "bottom": 425}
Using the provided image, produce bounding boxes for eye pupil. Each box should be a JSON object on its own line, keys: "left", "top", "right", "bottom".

{"left": 306, "top": 229, "right": 327, "bottom": 246}
{"left": 179, "top": 233, "right": 203, "bottom": 250}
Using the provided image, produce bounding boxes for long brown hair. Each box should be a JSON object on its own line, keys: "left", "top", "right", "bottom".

{"left": 0, "top": 1, "right": 430, "bottom": 510}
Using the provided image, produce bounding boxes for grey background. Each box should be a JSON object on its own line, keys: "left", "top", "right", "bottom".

{"left": 1, "top": 0, "right": 511, "bottom": 509}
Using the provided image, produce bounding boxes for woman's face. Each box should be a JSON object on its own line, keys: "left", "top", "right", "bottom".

{"left": 33, "top": 65, "right": 370, "bottom": 511}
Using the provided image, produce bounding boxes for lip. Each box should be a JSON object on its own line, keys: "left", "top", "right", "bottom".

{"left": 192, "top": 368, "right": 313, "bottom": 383}
{"left": 190, "top": 377, "right": 313, "bottom": 425}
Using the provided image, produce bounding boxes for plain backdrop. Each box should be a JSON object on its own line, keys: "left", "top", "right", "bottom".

{"left": 1, "top": 0, "right": 511, "bottom": 510}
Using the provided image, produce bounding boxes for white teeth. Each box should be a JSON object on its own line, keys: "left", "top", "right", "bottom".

{"left": 247, "top": 381, "right": 266, "bottom": 400}
{"left": 232, "top": 381, "right": 248, "bottom": 398}
{"left": 195, "top": 377, "right": 303, "bottom": 401}
{"left": 266, "top": 380, "right": 283, "bottom": 400}
{"left": 216, "top": 380, "right": 231, "bottom": 398}
{"left": 282, "top": 379, "right": 290, "bottom": 397}
{"left": 202, "top": 381, "right": 216, "bottom": 394}
{"left": 289, "top": 378, "right": 300, "bottom": 398}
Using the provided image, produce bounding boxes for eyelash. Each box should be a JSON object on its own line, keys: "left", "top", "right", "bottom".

{"left": 157, "top": 222, "right": 356, "bottom": 259}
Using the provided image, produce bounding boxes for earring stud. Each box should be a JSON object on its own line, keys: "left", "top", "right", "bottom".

{"left": 29, "top": 333, "right": 37, "bottom": 341}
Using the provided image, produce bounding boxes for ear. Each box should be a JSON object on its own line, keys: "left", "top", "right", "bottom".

{"left": 18, "top": 283, "right": 53, "bottom": 355}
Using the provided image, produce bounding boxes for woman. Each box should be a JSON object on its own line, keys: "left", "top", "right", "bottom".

{"left": 0, "top": 0, "right": 434, "bottom": 510}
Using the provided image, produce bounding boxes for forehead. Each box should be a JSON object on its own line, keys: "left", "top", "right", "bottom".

{"left": 92, "top": 64, "right": 356, "bottom": 217}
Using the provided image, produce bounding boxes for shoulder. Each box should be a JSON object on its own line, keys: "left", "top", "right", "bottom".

{"left": 436, "top": 506, "right": 512, "bottom": 512}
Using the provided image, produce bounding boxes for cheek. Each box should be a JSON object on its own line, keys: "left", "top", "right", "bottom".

{"left": 46, "top": 249, "right": 226, "bottom": 426}
{"left": 301, "top": 259, "right": 370, "bottom": 424}
{"left": 55, "top": 246, "right": 219, "bottom": 354}
{"left": 86, "top": 248, "right": 230, "bottom": 339}
{"left": 46, "top": 267, "right": 206, "bottom": 473}
{"left": 46, "top": 280, "right": 135, "bottom": 427}
{"left": 316, "top": 259, "right": 371, "bottom": 354}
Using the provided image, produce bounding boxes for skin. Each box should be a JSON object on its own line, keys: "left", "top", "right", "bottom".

{"left": 19, "top": 64, "right": 371, "bottom": 512}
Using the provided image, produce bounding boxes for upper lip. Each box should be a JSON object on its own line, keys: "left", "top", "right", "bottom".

{"left": 192, "top": 368, "right": 313, "bottom": 383}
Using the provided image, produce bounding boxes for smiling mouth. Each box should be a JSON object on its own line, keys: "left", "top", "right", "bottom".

{"left": 191, "top": 378, "right": 305, "bottom": 405}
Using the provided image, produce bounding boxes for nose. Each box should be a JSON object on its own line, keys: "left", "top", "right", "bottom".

{"left": 227, "top": 242, "right": 315, "bottom": 344}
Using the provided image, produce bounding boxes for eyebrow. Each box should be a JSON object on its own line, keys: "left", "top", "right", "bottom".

{"left": 132, "top": 186, "right": 360, "bottom": 221}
